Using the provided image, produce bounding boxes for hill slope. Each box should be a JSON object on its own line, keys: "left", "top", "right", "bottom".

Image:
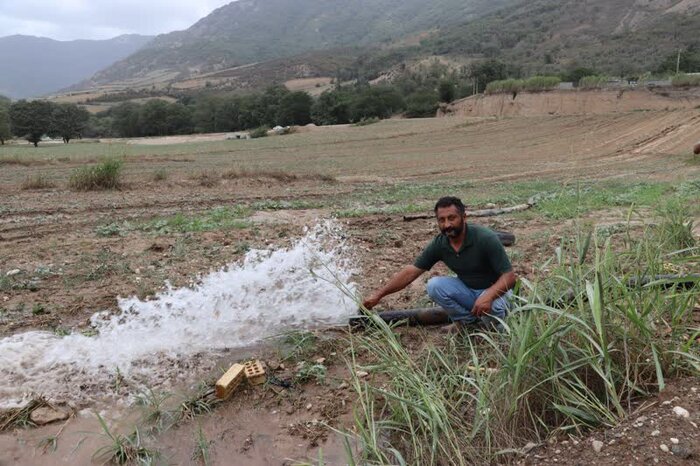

{"left": 81, "top": 0, "right": 514, "bottom": 87}
{"left": 423, "top": 0, "right": 700, "bottom": 75}
{"left": 0, "top": 34, "right": 153, "bottom": 99}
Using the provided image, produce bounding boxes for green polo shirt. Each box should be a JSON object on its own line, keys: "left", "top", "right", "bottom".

{"left": 414, "top": 223, "right": 512, "bottom": 290}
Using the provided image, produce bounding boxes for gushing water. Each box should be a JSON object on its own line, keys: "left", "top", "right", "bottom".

{"left": 0, "top": 222, "right": 357, "bottom": 408}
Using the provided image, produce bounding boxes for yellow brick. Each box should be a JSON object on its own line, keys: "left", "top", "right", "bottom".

{"left": 244, "top": 360, "right": 266, "bottom": 385}
{"left": 215, "top": 363, "right": 245, "bottom": 400}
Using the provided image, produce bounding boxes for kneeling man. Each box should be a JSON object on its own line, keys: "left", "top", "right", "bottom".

{"left": 363, "top": 196, "right": 516, "bottom": 331}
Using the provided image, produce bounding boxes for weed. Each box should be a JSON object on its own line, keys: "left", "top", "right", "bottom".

{"left": 21, "top": 173, "right": 55, "bottom": 190}
{"left": 151, "top": 168, "right": 168, "bottom": 182}
{"left": 0, "top": 397, "right": 49, "bottom": 431}
{"left": 95, "top": 222, "right": 131, "bottom": 237}
{"left": 193, "top": 170, "right": 219, "bottom": 187}
{"left": 176, "top": 383, "right": 219, "bottom": 423}
{"left": 135, "top": 388, "right": 173, "bottom": 433}
{"left": 31, "top": 303, "right": 47, "bottom": 315}
{"left": 249, "top": 126, "right": 269, "bottom": 138}
{"left": 139, "top": 207, "right": 250, "bottom": 234}
{"left": 91, "top": 413, "right": 160, "bottom": 465}
{"left": 192, "top": 425, "right": 211, "bottom": 465}
{"left": 281, "top": 330, "right": 319, "bottom": 361}
{"left": 68, "top": 158, "right": 123, "bottom": 191}
{"left": 295, "top": 362, "right": 328, "bottom": 385}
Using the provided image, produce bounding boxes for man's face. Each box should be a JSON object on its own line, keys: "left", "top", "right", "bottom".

{"left": 436, "top": 205, "right": 466, "bottom": 238}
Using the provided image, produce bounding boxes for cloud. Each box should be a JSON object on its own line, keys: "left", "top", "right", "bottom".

{"left": 0, "top": 0, "right": 233, "bottom": 40}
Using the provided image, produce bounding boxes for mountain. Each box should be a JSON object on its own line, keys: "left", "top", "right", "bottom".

{"left": 0, "top": 34, "right": 153, "bottom": 99}
{"left": 421, "top": 0, "right": 700, "bottom": 76}
{"left": 79, "top": 0, "right": 514, "bottom": 87}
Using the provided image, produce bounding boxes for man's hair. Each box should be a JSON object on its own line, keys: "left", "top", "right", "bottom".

{"left": 434, "top": 196, "right": 466, "bottom": 215}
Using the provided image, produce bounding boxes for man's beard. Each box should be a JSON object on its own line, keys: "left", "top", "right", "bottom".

{"left": 441, "top": 220, "right": 464, "bottom": 238}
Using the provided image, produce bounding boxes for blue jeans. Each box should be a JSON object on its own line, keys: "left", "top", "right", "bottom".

{"left": 426, "top": 276, "right": 512, "bottom": 325}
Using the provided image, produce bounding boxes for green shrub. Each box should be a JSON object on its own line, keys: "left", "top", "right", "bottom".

{"left": 68, "top": 159, "right": 123, "bottom": 191}
{"left": 672, "top": 73, "right": 700, "bottom": 87}
{"left": 249, "top": 126, "right": 269, "bottom": 138}
{"left": 151, "top": 168, "right": 168, "bottom": 182}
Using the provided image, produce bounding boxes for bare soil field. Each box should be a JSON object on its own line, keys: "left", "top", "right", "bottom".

{"left": 0, "top": 110, "right": 698, "bottom": 464}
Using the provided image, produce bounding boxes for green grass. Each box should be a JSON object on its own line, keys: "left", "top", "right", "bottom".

{"left": 91, "top": 413, "right": 160, "bottom": 465}
{"left": 68, "top": 158, "right": 123, "bottom": 191}
{"left": 139, "top": 206, "right": 250, "bottom": 234}
{"left": 343, "top": 203, "right": 699, "bottom": 464}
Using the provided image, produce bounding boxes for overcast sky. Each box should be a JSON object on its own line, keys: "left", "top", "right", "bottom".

{"left": 0, "top": 0, "right": 234, "bottom": 41}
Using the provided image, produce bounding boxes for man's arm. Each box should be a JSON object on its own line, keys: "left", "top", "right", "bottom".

{"left": 362, "top": 265, "right": 425, "bottom": 310}
{"left": 472, "top": 270, "right": 516, "bottom": 317}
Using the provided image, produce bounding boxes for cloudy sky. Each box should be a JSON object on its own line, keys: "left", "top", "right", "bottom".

{"left": 0, "top": 0, "right": 234, "bottom": 41}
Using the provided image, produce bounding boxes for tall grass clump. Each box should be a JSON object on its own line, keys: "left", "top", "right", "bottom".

{"left": 523, "top": 75, "right": 561, "bottom": 91}
{"left": 68, "top": 158, "right": 123, "bottom": 191}
{"left": 345, "top": 204, "right": 699, "bottom": 465}
{"left": 485, "top": 79, "right": 523, "bottom": 95}
{"left": 672, "top": 73, "right": 700, "bottom": 87}
{"left": 485, "top": 76, "right": 560, "bottom": 95}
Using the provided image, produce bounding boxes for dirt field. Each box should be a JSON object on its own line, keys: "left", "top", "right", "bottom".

{"left": 1, "top": 109, "right": 699, "bottom": 464}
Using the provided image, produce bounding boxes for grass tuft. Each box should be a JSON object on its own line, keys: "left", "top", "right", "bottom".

{"left": 21, "top": 173, "right": 55, "bottom": 190}
{"left": 68, "top": 158, "right": 123, "bottom": 191}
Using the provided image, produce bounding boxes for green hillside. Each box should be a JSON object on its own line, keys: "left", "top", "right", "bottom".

{"left": 81, "top": 0, "right": 513, "bottom": 86}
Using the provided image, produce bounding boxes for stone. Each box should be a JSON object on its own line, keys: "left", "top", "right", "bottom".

{"left": 314, "top": 358, "right": 326, "bottom": 364}
{"left": 30, "top": 406, "right": 69, "bottom": 425}
{"left": 522, "top": 442, "right": 538, "bottom": 454}
{"left": 673, "top": 406, "right": 690, "bottom": 418}
{"left": 651, "top": 430, "right": 661, "bottom": 437}
{"left": 306, "top": 403, "right": 312, "bottom": 410}
{"left": 660, "top": 444, "right": 670, "bottom": 453}
{"left": 355, "top": 370, "right": 369, "bottom": 378}
{"left": 671, "top": 445, "right": 693, "bottom": 459}
{"left": 6, "top": 269, "right": 20, "bottom": 277}
{"left": 337, "top": 381, "right": 349, "bottom": 390}
{"left": 592, "top": 440, "right": 604, "bottom": 453}
{"left": 671, "top": 438, "right": 680, "bottom": 444}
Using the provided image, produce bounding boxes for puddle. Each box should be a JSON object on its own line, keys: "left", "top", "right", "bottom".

{"left": 0, "top": 221, "right": 357, "bottom": 408}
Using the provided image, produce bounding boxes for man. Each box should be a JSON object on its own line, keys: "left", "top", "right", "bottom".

{"left": 362, "top": 196, "right": 516, "bottom": 331}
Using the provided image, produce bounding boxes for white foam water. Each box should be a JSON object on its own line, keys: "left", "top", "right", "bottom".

{"left": 0, "top": 221, "right": 357, "bottom": 408}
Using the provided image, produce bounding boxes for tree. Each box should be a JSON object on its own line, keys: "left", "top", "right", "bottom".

{"left": 405, "top": 90, "right": 439, "bottom": 118}
{"left": 311, "top": 88, "right": 352, "bottom": 125}
{"left": 277, "top": 91, "right": 313, "bottom": 126}
{"left": 438, "top": 79, "right": 456, "bottom": 103}
{"left": 349, "top": 86, "right": 404, "bottom": 122}
{"left": 9, "top": 100, "right": 54, "bottom": 147}
{"left": 139, "top": 99, "right": 170, "bottom": 136}
{"left": 468, "top": 59, "right": 509, "bottom": 93}
{"left": 111, "top": 102, "right": 142, "bottom": 137}
{"left": 50, "top": 103, "right": 89, "bottom": 143}
{"left": 0, "top": 96, "right": 10, "bottom": 145}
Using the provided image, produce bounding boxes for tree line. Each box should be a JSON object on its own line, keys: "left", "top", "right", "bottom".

{"left": 2, "top": 52, "right": 695, "bottom": 145}
{"left": 0, "top": 97, "right": 89, "bottom": 146}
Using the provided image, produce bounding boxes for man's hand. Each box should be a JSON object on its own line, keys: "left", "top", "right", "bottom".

{"left": 362, "top": 293, "right": 382, "bottom": 311}
{"left": 472, "top": 293, "right": 493, "bottom": 317}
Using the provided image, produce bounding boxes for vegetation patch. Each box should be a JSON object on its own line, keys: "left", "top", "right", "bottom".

{"left": 345, "top": 204, "right": 699, "bottom": 464}
{"left": 139, "top": 206, "right": 251, "bottom": 234}
{"left": 672, "top": 73, "right": 700, "bottom": 87}
{"left": 68, "top": 158, "right": 123, "bottom": 191}
{"left": 21, "top": 174, "right": 54, "bottom": 190}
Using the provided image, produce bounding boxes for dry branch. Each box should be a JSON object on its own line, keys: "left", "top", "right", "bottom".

{"left": 403, "top": 197, "right": 536, "bottom": 222}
